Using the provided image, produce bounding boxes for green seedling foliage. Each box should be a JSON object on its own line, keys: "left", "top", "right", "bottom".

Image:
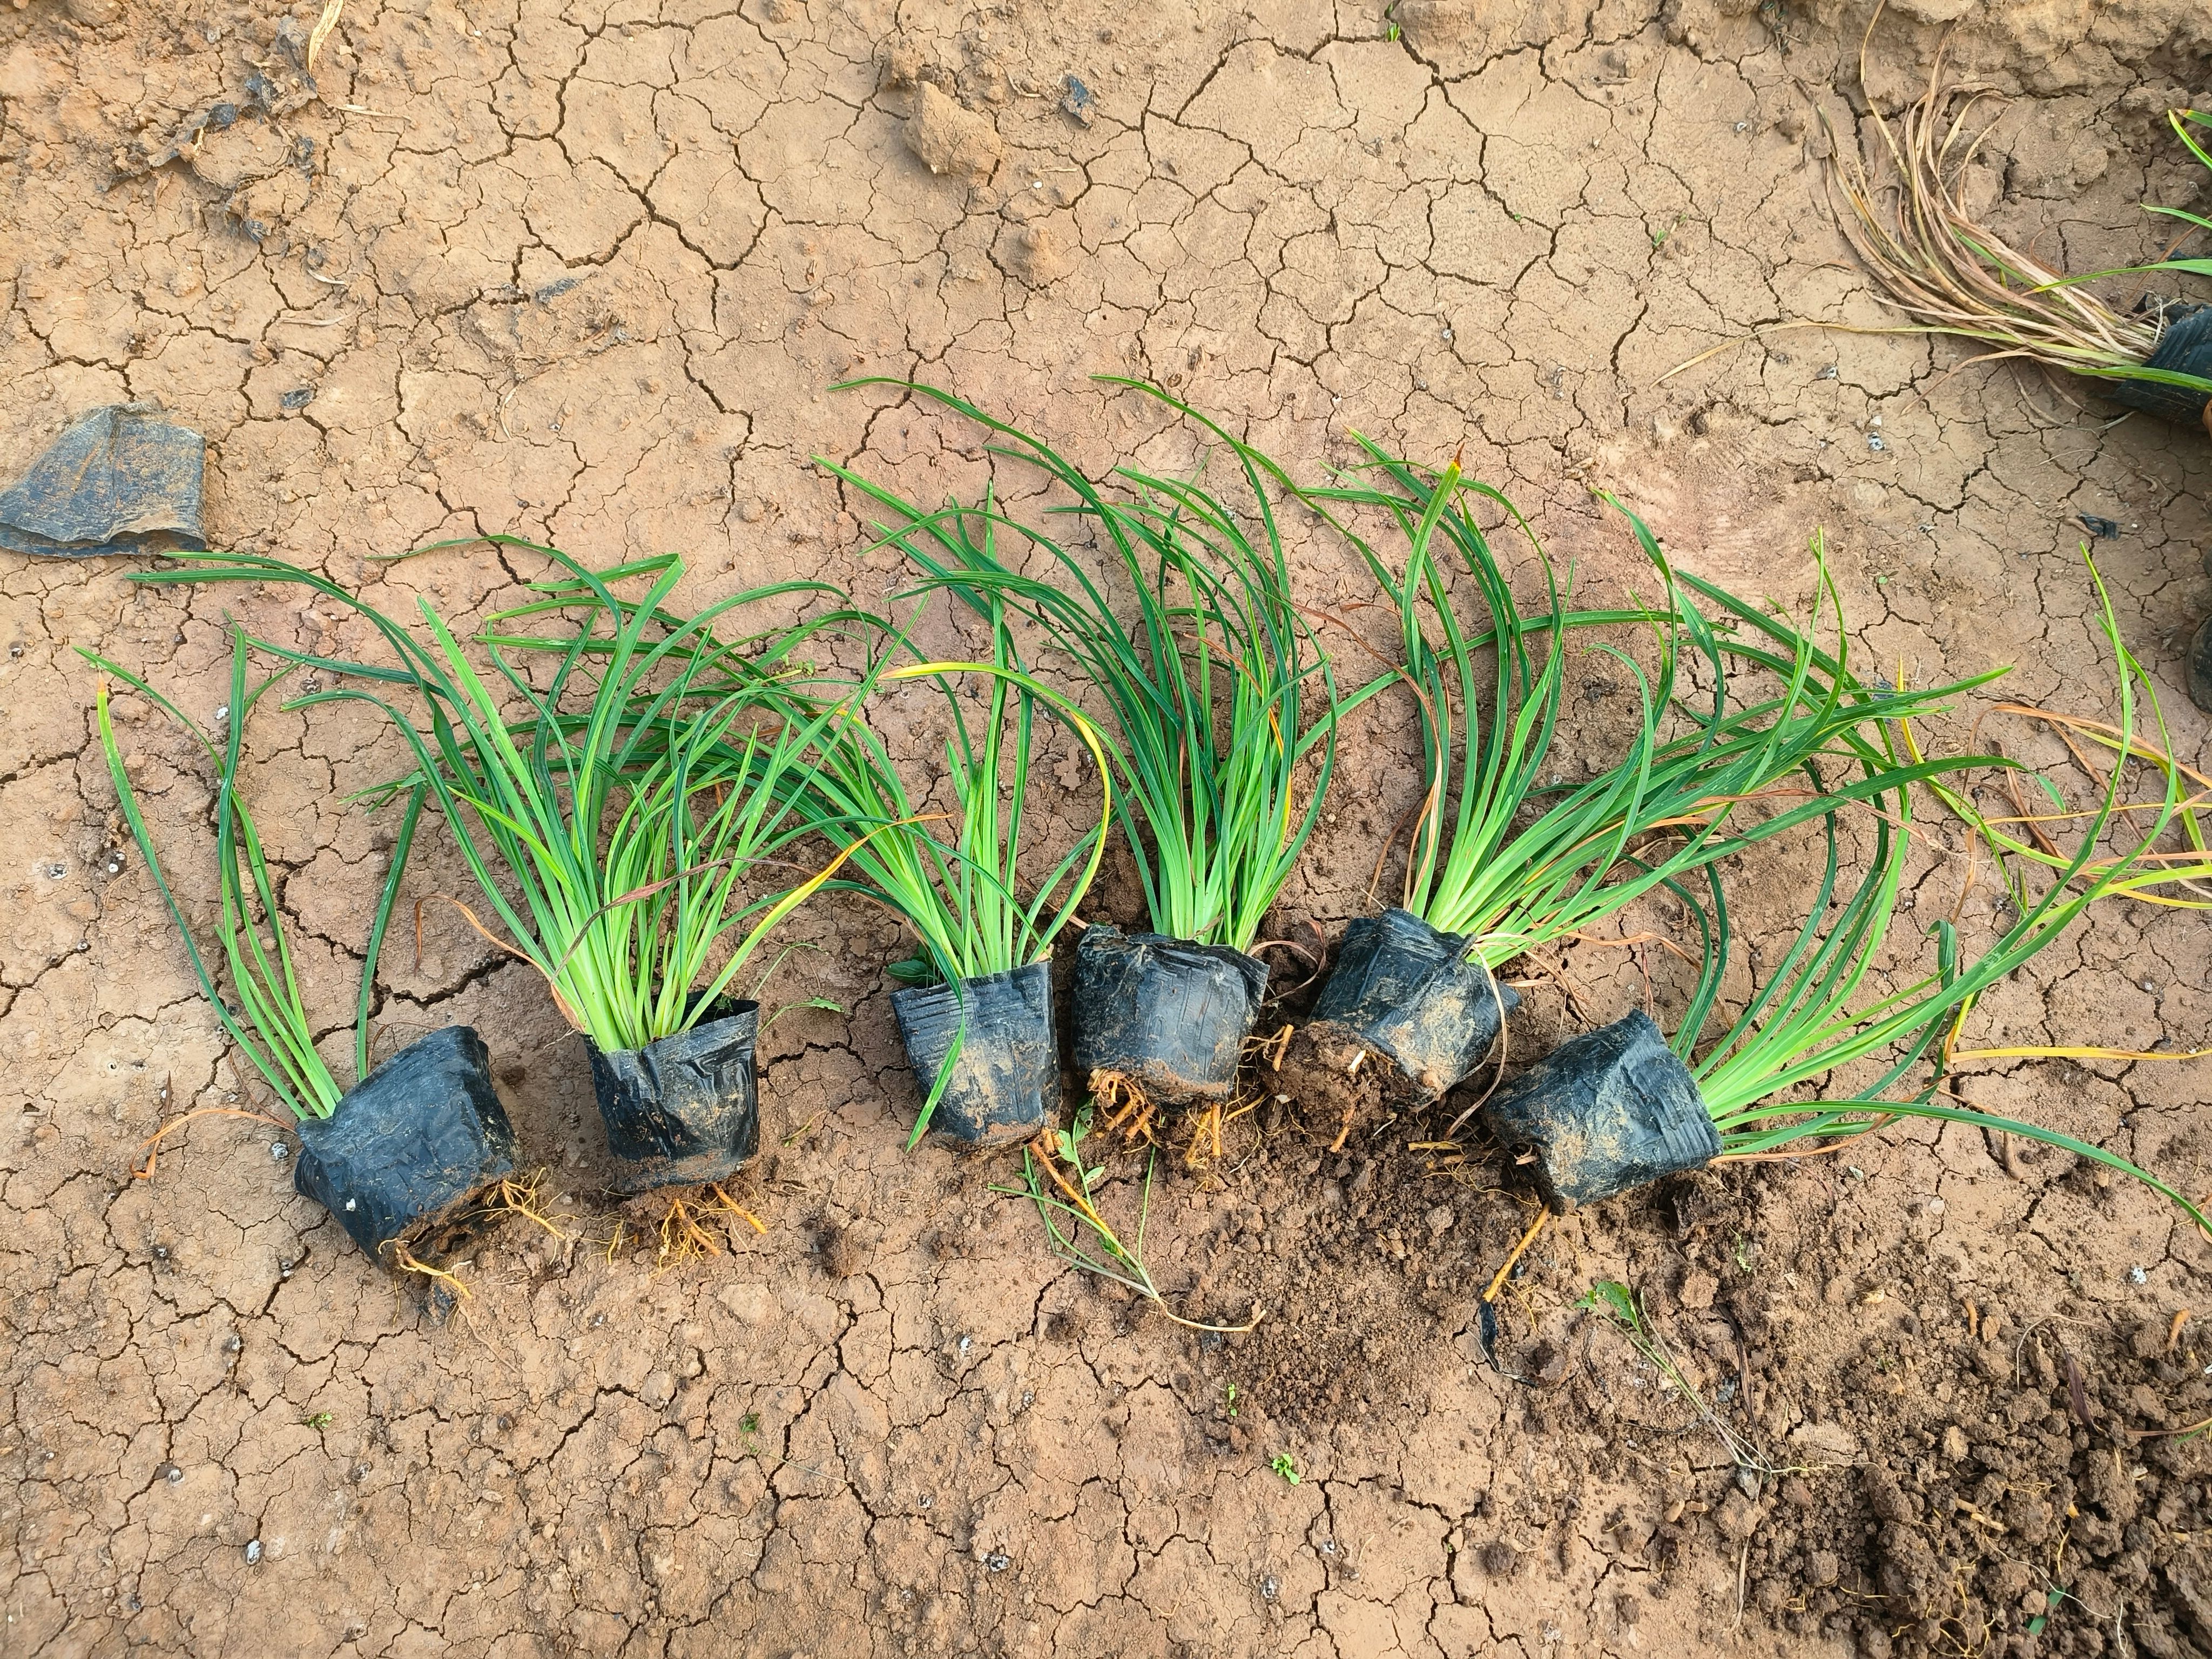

{"left": 1677, "top": 558, "right": 2209, "bottom": 1228}
{"left": 1297, "top": 450, "right": 1998, "bottom": 980}
{"left": 820, "top": 377, "right": 1351, "bottom": 955}
{"left": 993, "top": 1106, "right": 1253, "bottom": 1330}
{"left": 128, "top": 541, "right": 893, "bottom": 1055}
{"left": 741, "top": 557, "right": 1111, "bottom": 1139}
{"left": 83, "top": 625, "right": 424, "bottom": 1120}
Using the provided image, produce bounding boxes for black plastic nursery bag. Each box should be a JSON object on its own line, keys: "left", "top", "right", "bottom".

{"left": 1071, "top": 923, "right": 1270, "bottom": 1102}
{"left": 1478, "top": 1009, "right": 1719, "bottom": 1211}
{"left": 2105, "top": 303, "right": 2212, "bottom": 424}
{"left": 293, "top": 1025, "right": 518, "bottom": 1257}
{"left": 1309, "top": 907, "right": 1522, "bottom": 1098}
{"left": 891, "top": 961, "right": 1059, "bottom": 1147}
{"left": 588, "top": 999, "right": 761, "bottom": 1193}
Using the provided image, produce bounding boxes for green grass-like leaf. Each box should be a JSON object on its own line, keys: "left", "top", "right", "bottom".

{"left": 132, "top": 542, "right": 892, "bottom": 1054}
{"left": 820, "top": 377, "right": 1346, "bottom": 955}
{"left": 1678, "top": 557, "right": 2209, "bottom": 1230}
{"left": 1298, "top": 449, "right": 2000, "bottom": 977}
{"left": 82, "top": 625, "right": 420, "bottom": 1118}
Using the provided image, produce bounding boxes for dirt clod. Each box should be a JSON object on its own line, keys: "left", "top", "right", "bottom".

{"left": 905, "top": 83, "right": 1001, "bottom": 182}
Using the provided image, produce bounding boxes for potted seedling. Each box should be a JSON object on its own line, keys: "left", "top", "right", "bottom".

{"left": 130, "top": 543, "right": 881, "bottom": 1193}
{"left": 798, "top": 571, "right": 1111, "bottom": 1147}
{"left": 825, "top": 380, "right": 1348, "bottom": 1126}
{"left": 1478, "top": 566, "right": 2210, "bottom": 1225}
{"left": 85, "top": 626, "right": 516, "bottom": 1262}
{"left": 1289, "top": 450, "right": 1992, "bottom": 1110}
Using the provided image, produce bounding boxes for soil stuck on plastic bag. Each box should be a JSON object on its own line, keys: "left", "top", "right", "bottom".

{"left": 1071, "top": 923, "right": 1269, "bottom": 1104}
{"left": 0, "top": 403, "right": 206, "bottom": 557}
{"left": 1307, "top": 908, "right": 1520, "bottom": 1100}
{"left": 891, "top": 960, "right": 1059, "bottom": 1147}
{"left": 587, "top": 1000, "right": 761, "bottom": 1193}
{"left": 1476, "top": 1009, "right": 1719, "bottom": 1211}
{"left": 292, "top": 1025, "right": 518, "bottom": 1258}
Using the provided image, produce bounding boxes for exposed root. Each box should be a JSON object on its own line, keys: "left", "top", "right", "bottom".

{"left": 1178, "top": 1093, "right": 1260, "bottom": 1172}
{"left": 1092, "top": 1071, "right": 1160, "bottom": 1144}
{"left": 490, "top": 1169, "right": 577, "bottom": 1240}
{"left": 1480, "top": 1208, "right": 1552, "bottom": 1305}
{"left": 653, "top": 1192, "right": 725, "bottom": 1274}
{"left": 132, "top": 1105, "right": 295, "bottom": 1181}
{"left": 1326, "top": 1105, "right": 1357, "bottom": 1154}
{"left": 392, "top": 1243, "right": 472, "bottom": 1301}
{"left": 709, "top": 1183, "right": 768, "bottom": 1244}
{"left": 1250, "top": 1022, "right": 1296, "bottom": 1072}
{"left": 1184, "top": 1099, "right": 1224, "bottom": 1170}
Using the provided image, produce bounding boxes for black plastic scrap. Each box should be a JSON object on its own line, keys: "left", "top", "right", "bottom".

{"left": 0, "top": 404, "right": 206, "bottom": 557}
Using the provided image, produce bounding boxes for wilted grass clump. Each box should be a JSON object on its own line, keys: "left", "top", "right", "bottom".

{"left": 1823, "top": 52, "right": 2212, "bottom": 417}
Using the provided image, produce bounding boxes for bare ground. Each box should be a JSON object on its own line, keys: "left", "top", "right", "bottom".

{"left": 5, "top": 0, "right": 2212, "bottom": 1655}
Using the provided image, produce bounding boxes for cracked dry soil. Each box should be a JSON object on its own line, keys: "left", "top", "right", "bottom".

{"left": 5, "top": 0, "right": 2212, "bottom": 1654}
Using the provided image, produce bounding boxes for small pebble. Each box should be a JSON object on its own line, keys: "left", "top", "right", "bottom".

{"left": 2130, "top": 1265, "right": 2149, "bottom": 1286}
{"left": 244, "top": 1540, "right": 261, "bottom": 1564}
